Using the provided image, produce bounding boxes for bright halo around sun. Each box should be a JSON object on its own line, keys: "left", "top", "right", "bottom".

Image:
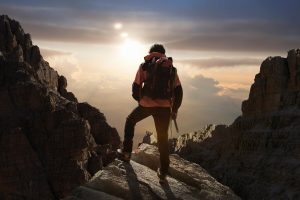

{"left": 119, "top": 38, "right": 144, "bottom": 60}
{"left": 120, "top": 32, "right": 128, "bottom": 38}
{"left": 113, "top": 22, "right": 147, "bottom": 70}
{"left": 114, "top": 23, "right": 123, "bottom": 30}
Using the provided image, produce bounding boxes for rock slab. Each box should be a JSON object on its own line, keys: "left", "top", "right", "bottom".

{"left": 67, "top": 144, "right": 240, "bottom": 200}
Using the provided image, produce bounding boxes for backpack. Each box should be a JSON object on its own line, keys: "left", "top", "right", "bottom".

{"left": 141, "top": 57, "right": 177, "bottom": 100}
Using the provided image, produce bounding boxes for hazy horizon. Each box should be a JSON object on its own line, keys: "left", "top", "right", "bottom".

{"left": 1, "top": 0, "right": 300, "bottom": 145}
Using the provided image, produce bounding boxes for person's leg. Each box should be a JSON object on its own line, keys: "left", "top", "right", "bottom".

{"left": 153, "top": 107, "right": 171, "bottom": 175}
{"left": 123, "top": 106, "right": 151, "bottom": 153}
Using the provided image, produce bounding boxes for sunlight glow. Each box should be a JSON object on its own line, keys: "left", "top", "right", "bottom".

{"left": 120, "top": 32, "right": 128, "bottom": 38}
{"left": 114, "top": 23, "right": 123, "bottom": 30}
{"left": 120, "top": 39, "right": 144, "bottom": 59}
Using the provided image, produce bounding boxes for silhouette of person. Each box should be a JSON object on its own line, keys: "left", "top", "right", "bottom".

{"left": 118, "top": 44, "right": 183, "bottom": 182}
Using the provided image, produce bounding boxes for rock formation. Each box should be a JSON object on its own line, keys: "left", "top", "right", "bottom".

{"left": 66, "top": 144, "right": 240, "bottom": 200}
{"left": 176, "top": 51, "right": 300, "bottom": 199}
{"left": 0, "top": 15, "right": 120, "bottom": 199}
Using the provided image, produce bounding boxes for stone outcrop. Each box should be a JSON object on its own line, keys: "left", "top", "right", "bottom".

{"left": 77, "top": 102, "right": 120, "bottom": 149}
{"left": 66, "top": 144, "right": 240, "bottom": 200}
{"left": 242, "top": 52, "right": 300, "bottom": 116}
{"left": 0, "top": 15, "right": 120, "bottom": 199}
{"left": 58, "top": 75, "right": 78, "bottom": 102}
{"left": 176, "top": 51, "right": 300, "bottom": 199}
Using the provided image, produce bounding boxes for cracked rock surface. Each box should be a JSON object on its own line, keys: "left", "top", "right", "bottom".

{"left": 67, "top": 144, "right": 240, "bottom": 200}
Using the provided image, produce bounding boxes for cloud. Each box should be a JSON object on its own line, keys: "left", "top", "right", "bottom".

{"left": 165, "top": 33, "right": 300, "bottom": 53}
{"left": 163, "top": 19, "right": 300, "bottom": 52}
{"left": 40, "top": 48, "right": 71, "bottom": 58}
{"left": 219, "top": 87, "right": 250, "bottom": 100}
{"left": 42, "top": 49, "right": 80, "bottom": 80}
{"left": 2, "top": 2, "right": 300, "bottom": 53}
{"left": 178, "top": 75, "right": 242, "bottom": 133}
{"left": 0, "top": 5, "right": 66, "bottom": 23}
{"left": 23, "top": 22, "right": 117, "bottom": 44}
{"left": 0, "top": 5, "right": 133, "bottom": 44}
{"left": 177, "top": 57, "right": 261, "bottom": 69}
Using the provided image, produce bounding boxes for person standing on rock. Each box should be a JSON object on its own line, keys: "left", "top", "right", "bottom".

{"left": 118, "top": 44, "right": 183, "bottom": 183}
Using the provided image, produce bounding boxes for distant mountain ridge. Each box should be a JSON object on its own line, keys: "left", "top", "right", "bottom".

{"left": 175, "top": 50, "right": 300, "bottom": 199}
{"left": 0, "top": 15, "right": 120, "bottom": 199}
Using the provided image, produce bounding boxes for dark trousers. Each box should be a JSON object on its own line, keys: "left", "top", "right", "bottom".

{"left": 123, "top": 106, "right": 170, "bottom": 173}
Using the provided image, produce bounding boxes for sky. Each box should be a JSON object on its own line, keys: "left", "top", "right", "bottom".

{"left": 1, "top": 0, "right": 300, "bottom": 145}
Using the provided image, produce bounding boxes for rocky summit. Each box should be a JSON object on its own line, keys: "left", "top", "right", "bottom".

{"left": 175, "top": 51, "right": 300, "bottom": 199}
{"left": 65, "top": 144, "right": 240, "bottom": 200}
{"left": 0, "top": 15, "right": 120, "bottom": 199}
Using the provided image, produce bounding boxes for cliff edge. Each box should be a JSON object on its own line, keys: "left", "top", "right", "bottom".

{"left": 0, "top": 15, "right": 120, "bottom": 199}
{"left": 176, "top": 50, "right": 300, "bottom": 199}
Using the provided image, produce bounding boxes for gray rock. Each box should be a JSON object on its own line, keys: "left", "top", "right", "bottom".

{"left": 132, "top": 144, "right": 240, "bottom": 200}
{"left": 176, "top": 50, "right": 300, "bottom": 200}
{"left": 58, "top": 75, "right": 78, "bottom": 102}
{"left": 77, "top": 102, "right": 120, "bottom": 149}
{"left": 64, "top": 186, "right": 121, "bottom": 200}
{"left": 67, "top": 144, "right": 239, "bottom": 200}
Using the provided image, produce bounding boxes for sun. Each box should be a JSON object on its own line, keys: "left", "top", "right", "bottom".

{"left": 112, "top": 22, "right": 147, "bottom": 69}
{"left": 114, "top": 23, "right": 123, "bottom": 30}
{"left": 119, "top": 39, "right": 145, "bottom": 60}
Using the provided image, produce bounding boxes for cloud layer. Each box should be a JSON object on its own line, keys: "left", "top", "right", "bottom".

{"left": 2, "top": 1, "right": 300, "bottom": 52}
{"left": 178, "top": 75, "right": 242, "bottom": 132}
{"left": 177, "top": 57, "right": 261, "bottom": 69}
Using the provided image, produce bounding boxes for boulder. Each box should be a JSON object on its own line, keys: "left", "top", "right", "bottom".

{"left": 77, "top": 102, "right": 120, "bottom": 149}
{"left": 58, "top": 75, "right": 78, "bottom": 102}
{"left": 66, "top": 144, "right": 239, "bottom": 200}
{"left": 63, "top": 186, "right": 122, "bottom": 200}
{"left": 132, "top": 144, "right": 239, "bottom": 200}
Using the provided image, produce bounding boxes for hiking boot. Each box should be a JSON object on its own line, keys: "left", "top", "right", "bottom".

{"left": 117, "top": 149, "right": 131, "bottom": 162}
{"left": 157, "top": 168, "right": 167, "bottom": 184}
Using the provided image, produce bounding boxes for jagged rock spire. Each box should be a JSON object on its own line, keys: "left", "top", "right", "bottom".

{"left": 242, "top": 49, "right": 300, "bottom": 116}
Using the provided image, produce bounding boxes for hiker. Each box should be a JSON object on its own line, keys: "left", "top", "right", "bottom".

{"left": 118, "top": 44, "right": 183, "bottom": 183}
